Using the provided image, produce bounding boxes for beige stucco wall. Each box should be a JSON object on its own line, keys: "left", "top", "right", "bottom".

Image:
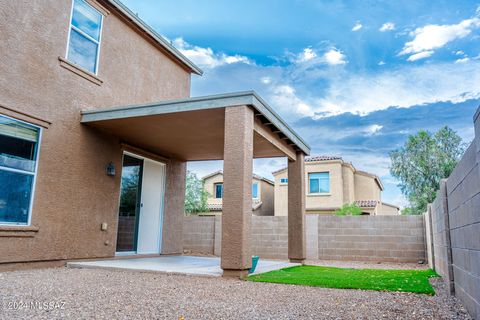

{"left": 342, "top": 164, "right": 355, "bottom": 203}
{"left": 257, "top": 180, "right": 274, "bottom": 216}
{"left": 204, "top": 173, "right": 224, "bottom": 206}
{"left": 274, "top": 171, "right": 289, "bottom": 216}
{"left": 354, "top": 172, "right": 382, "bottom": 202}
{"left": 273, "top": 161, "right": 393, "bottom": 216}
{"left": 378, "top": 203, "right": 400, "bottom": 215}
{"left": 203, "top": 173, "right": 274, "bottom": 216}
{"left": 0, "top": 0, "right": 191, "bottom": 264}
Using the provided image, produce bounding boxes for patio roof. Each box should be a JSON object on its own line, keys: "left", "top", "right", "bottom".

{"left": 81, "top": 91, "right": 310, "bottom": 161}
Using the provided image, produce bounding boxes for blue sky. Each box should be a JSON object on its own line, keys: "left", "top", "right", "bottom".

{"left": 123, "top": 0, "right": 480, "bottom": 207}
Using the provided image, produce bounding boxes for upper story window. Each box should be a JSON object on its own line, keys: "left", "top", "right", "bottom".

{"left": 309, "top": 172, "right": 330, "bottom": 194}
{"left": 214, "top": 183, "right": 223, "bottom": 199}
{"left": 66, "top": 0, "right": 103, "bottom": 74}
{"left": 280, "top": 178, "right": 288, "bottom": 184}
{"left": 0, "top": 115, "right": 41, "bottom": 225}
{"left": 252, "top": 183, "right": 259, "bottom": 199}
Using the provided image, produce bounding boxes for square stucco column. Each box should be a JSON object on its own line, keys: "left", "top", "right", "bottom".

{"left": 288, "top": 152, "right": 306, "bottom": 263}
{"left": 221, "top": 105, "right": 253, "bottom": 279}
{"left": 161, "top": 159, "right": 186, "bottom": 255}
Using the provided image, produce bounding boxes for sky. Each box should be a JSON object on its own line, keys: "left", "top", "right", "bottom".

{"left": 122, "top": 0, "right": 480, "bottom": 207}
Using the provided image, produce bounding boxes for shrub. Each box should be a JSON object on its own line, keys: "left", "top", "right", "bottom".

{"left": 335, "top": 203, "right": 362, "bottom": 216}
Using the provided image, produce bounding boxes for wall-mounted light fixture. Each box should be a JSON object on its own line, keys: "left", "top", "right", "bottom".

{"left": 106, "top": 162, "right": 115, "bottom": 176}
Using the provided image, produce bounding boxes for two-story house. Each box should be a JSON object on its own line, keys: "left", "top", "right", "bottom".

{"left": 273, "top": 156, "right": 399, "bottom": 215}
{"left": 201, "top": 171, "right": 274, "bottom": 216}
{"left": 0, "top": 0, "right": 310, "bottom": 276}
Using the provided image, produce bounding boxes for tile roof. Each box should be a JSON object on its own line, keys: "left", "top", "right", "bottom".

{"left": 305, "top": 155, "right": 343, "bottom": 162}
{"left": 354, "top": 200, "right": 379, "bottom": 208}
{"left": 206, "top": 199, "right": 263, "bottom": 211}
{"left": 271, "top": 155, "right": 343, "bottom": 174}
{"left": 202, "top": 171, "right": 274, "bottom": 185}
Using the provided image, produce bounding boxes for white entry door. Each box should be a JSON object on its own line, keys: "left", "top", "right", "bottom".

{"left": 136, "top": 158, "right": 166, "bottom": 254}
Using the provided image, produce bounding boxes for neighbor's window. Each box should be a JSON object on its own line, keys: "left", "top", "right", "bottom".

{"left": 0, "top": 115, "right": 41, "bottom": 225}
{"left": 66, "top": 0, "right": 103, "bottom": 74}
{"left": 252, "top": 183, "right": 259, "bottom": 199}
{"left": 214, "top": 183, "right": 223, "bottom": 199}
{"left": 309, "top": 172, "right": 329, "bottom": 194}
{"left": 280, "top": 178, "right": 288, "bottom": 184}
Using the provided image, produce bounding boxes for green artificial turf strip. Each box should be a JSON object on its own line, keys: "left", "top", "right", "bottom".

{"left": 248, "top": 265, "right": 439, "bottom": 295}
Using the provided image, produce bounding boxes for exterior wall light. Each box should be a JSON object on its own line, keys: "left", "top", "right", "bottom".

{"left": 106, "top": 162, "right": 115, "bottom": 176}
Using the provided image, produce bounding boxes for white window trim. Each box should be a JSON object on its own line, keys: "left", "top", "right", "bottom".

{"left": 65, "top": 0, "right": 104, "bottom": 75}
{"left": 0, "top": 114, "right": 42, "bottom": 227}
{"left": 308, "top": 172, "right": 330, "bottom": 194}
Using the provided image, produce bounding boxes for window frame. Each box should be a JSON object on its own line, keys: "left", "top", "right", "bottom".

{"left": 0, "top": 114, "right": 42, "bottom": 226}
{"left": 308, "top": 172, "right": 330, "bottom": 194}
{"left": 214, "top": 183, "right": 223, "bottom": 199}
{"left": 280, "top": 178, "right": 288, "bottom": 184}
{"left": 252, "top": 182, "right": 259, "bottom": 199}
{"left": 65, "top": 0, "right": 104, "bottom": 75}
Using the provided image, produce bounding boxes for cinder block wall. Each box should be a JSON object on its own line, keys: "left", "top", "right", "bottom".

{"left": 446, "top": 142, "right": 480, "bottom": 318}
{"left": 317, "top": 216, "right": 425, "bottom": 263}
{"left": 183, "top": 216, "right": 216, "bottom": 254}
{"left": 183, "top": 215, "right": 425, "bottom": 263}
{"left": 426, "top": 107, "right": 480, "bottom": 319}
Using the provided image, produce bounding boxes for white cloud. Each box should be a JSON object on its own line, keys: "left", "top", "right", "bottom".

{"left": 324, "top": 48, "right": 347, "bottom": 65}
{"left": 455, "top": 50, "right": 465, "bottom": 55}
{"left": 455, "top": 57, "right": 470, "bottom": 63}
{"left": 365, "top": 124, "right": 383, "bottom": 135}
{"left": 379, "top": 22, "right": 395, "bottom": 32}
{"left": 406, "top": 50, "right": 434, "bottom": 61}
{"left": 378, "top": 60, "right": 386, "bottom": 65}
{"left": 270, "top": 85, "right": 314, "bottom": 118}
{"left": 352, "top": 22, "right": 363, "bottom": 32}
{"left": 400, "top": 17, "right": 480, "bottom": 61}
{"left": 260, "top": 76, "right": 272, "bottom": 84}
{"left": 297, "top": 48, "right": 317, "bottom": 62}
{"left": 172, "top": 37, "right": 251, "bottom": 69}
{"left": 313, "top": 60, "right": 480, "bottom": 116}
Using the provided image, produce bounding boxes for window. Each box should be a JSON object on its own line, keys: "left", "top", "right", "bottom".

{"left": 309, "top": 172, "right": 329, "bottom": 194}
{"left": 252, "top": 183, "right": 259, "bottom": 199}
{"left": 66, "top": 0, "right": 103, "bottom": 74}
{"left": 214, "top": 183, "right": 223, "bottom": 199}
{"left": 0, "top": 115, "right": 41, "bottom": 225}
{"left": 280, "top": 178, "right": 288, "bottom": 184}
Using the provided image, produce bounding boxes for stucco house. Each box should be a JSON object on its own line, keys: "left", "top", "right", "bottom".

{"left": 201, "top": 171, "right": 274, "bottom": 216}
{"left": 0, "top": 0, "right": 310, "bottom": 278}
{"left": 273, "top": 156, "right": 399, "bottom": 216}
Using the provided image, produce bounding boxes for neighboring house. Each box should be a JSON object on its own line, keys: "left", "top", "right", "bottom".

{"left": 273, "top": 156, "right": 399, "bottom": 215}
{"left": 201, "top": 171, "right": 274, "bottom": 216}
{"left": 0, "top": 0, "right": 310, "bottom": 276}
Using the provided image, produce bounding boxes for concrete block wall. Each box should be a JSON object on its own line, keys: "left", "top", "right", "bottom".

{"left": 446, "top": 142, "right": 480, "bottom": 317}
{"left": 183, "top": 216, "right": 216, "bottom": 254}
{"left": 426, "top": 107, "right": 480, "bottom": 319}
{"left": 317, "top": 216, "right": 425, "bottom": 263}
{"left": 183, "top": 215, "right": 426, "bottom": 263}
{"left": 430, "top": 181, "right": 453, "bottom": 288}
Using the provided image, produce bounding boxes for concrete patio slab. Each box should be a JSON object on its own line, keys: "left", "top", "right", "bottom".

{"left": 67, "top": 255, "right": 299, "bottom": 277}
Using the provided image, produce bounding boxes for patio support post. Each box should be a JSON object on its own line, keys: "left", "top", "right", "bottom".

{"left": 288, "top": 151, "right": 306, "bottom": 263}
{"left": 221, "top": 105, "right": 253, "bottom": 279}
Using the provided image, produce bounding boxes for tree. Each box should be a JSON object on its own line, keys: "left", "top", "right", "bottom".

{"left": 184, "top": 171, "right": 209, "bottom": 214}
{"left": 389, "top": 126, "right": 466, "bottom": 215}
{"left": 335, "top": 203, "right": 362, "bottom": 216}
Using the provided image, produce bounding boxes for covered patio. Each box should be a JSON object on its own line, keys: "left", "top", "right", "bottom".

{"left": 67, "top": 255, "right": 300, "bottom": 277}
{"left": 81, "top": 91, "right": 310, "bottom": 279}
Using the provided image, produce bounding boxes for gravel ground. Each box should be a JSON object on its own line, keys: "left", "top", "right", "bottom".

{"left": 0, "top": 267, "right": 471, "bottom": 320}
